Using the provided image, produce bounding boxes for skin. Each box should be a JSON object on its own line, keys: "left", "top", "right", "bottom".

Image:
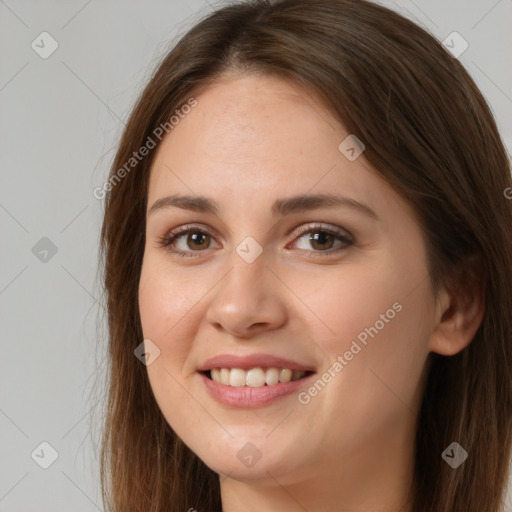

{"left": 138, "top": 72, "right": 484, "bottom": 512}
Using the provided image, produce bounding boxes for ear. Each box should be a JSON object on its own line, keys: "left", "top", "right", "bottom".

{"left": 429, "top": 256, "right": 486, "bottom": 356}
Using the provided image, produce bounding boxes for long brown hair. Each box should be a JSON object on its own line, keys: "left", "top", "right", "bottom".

{"left": 96, "top": 0, "right": 512, "bottom": 510}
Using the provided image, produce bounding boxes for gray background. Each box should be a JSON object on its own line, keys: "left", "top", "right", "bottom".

{"left": 0, "top": 0, "right": 511, "bottom": 510}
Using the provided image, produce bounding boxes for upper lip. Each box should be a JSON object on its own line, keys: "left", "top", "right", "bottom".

{"left": 198, "top": 353, "right": 316, "bottom": 372}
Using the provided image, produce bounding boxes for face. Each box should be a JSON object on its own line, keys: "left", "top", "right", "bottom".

{"left": 138, "top": 73, "right": 441, "bottom": 487}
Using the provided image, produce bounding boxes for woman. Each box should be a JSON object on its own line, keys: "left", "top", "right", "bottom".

{"left": 97, "top": 0, "right": 512, "bottom": 510}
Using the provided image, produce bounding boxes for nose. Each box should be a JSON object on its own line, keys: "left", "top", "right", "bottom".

{"left": 205, "top": 255, "right": 288, "bottom": 339}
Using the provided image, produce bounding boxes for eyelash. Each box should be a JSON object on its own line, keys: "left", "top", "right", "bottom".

{"left": 155, "top": 223, "right": 354, "bottom": 258}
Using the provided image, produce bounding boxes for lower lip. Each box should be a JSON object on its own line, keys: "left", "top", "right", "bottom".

{"left": 199, "top": 372, "right": 315, "bottom": 408}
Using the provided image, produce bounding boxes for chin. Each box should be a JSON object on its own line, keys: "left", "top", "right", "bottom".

{"left": 200, "top": 454, "right": 287, "bottom": 482}
{"left": 186, "top": 436, "right": 303, "bottom": 481}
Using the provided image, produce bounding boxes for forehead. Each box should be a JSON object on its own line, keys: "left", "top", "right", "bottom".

{"left": 147, "top": 74, "right": 405, "bottom": 220}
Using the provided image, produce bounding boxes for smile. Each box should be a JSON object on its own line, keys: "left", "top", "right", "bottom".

{"left": 198, "top": 368, "right": 315, "bottom": 408}
{"left": 197, "top": 353, "right": 316, "bottom": 407}
{"left": 205, "top": 367, "right": 311, "bottom": 387}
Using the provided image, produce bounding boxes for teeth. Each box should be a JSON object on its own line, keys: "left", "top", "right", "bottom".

{"left": 246, "top": 368, "right": 266, "bottom": 387}
{"left": 230, "top": 368, "right": 246, "bottom": 387}
{"left": 220, "top": 368, "right": 230, "bottom": 385}
{"left": 279, "top": 368, "right": 292, "bottom": 383}
{"left": 208, "top": 367, "right": 307, "bottom": 387}
{"left": 266, "top": 367, "right": 279, "bottom": 386}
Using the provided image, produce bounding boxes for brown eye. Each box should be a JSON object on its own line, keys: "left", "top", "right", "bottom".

{"left": 157, "top": 223, "right": 353, "bottom": 259}
{"left": 186, "top": 231, "right": 211, "bottom": 250}
{"left": 307, "top": 231, "right": 336, "bottom": 251}
{"left": 292, "top": 224, "right": 353, "bottom": 254}
{"left": 156, "top": 226, "right": 218, "bottom": 258}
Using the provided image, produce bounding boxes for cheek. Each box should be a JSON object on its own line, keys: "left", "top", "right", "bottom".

{"left": 138, "top": 258, "right": 212, "bottom": 396}
{"left": 308, "top": 243, "right": 432, "bottom": 353}
{"left": 302, "top": 257, "right": 432, "bottom": 412}
{"left": 296, "top": 261, "right": 404, "bottom": 352}
{"left": 138, "top": 256, "right": 207, "bottom": 341}
{"left": 137, "top": 258, "right": 210, "bottom": 435}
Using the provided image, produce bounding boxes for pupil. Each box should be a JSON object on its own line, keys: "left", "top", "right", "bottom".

{"left": 310, "top": 231, "right": 333, "bottom": 250}
{"left": 189, "top": 232, "right": 208, "bottom": 249}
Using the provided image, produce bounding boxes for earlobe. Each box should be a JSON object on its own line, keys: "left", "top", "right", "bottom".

{"left": 428, "top": 280, "right": 485, "bottom": 357}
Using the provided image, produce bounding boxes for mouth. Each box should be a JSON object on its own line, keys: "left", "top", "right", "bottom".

{"left": 197, "top": 353, "right": 317, "bottom": 407}
{"left": 200, "top": 367, "right": 316, "bottom": 387}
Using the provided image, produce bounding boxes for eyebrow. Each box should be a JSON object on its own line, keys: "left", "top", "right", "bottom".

{"left": 148, "top": 193, "right": 378, "bottom": 220}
